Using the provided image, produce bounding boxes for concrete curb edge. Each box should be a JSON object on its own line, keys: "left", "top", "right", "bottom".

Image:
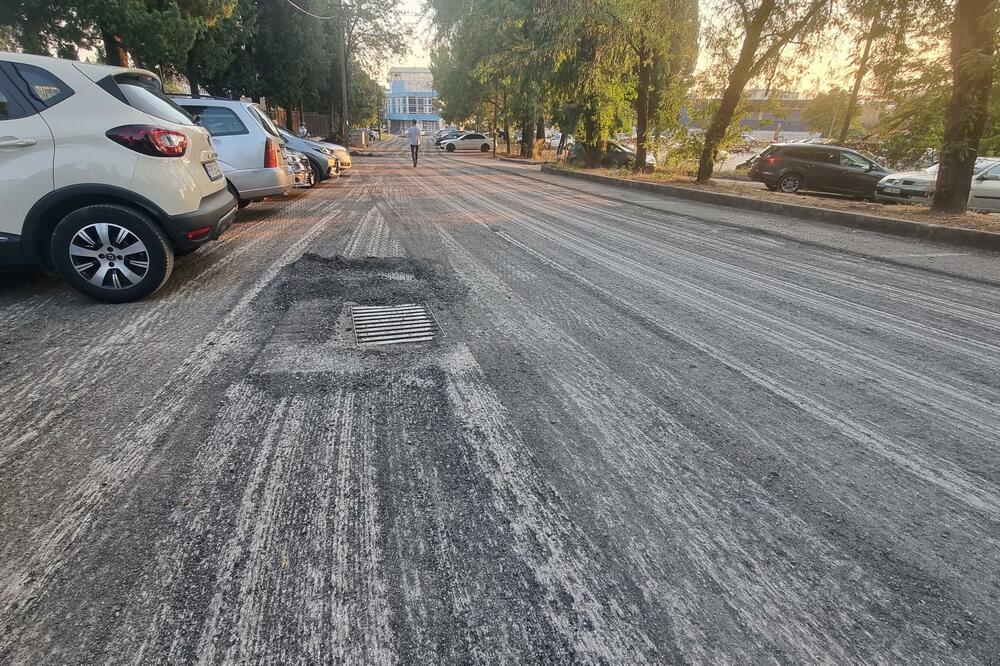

{"left": 540, "top": 165, "right": 1000, "bottom": 252}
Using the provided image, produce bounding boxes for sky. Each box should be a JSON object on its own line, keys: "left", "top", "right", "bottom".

{"left": 383, "top": 0, "right": 433, "bottom": 75}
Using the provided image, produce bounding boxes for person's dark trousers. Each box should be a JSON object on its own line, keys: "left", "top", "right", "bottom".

{"left": 410, "top": 144, "right": 419, "bottom": 167}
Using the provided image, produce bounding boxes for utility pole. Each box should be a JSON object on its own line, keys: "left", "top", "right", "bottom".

{"left": 338, "top": 12, "right": 349, "bottom": 143}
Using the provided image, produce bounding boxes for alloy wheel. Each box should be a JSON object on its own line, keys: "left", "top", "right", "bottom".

{"left": 779, "top": 174, "right": 802, "bottom": 193}
{"left": 69, "top": 222, "right": 150, "bottom": 289}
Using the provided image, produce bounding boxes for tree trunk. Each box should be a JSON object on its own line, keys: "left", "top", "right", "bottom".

{"left": 838, "top": 13, "right": 878, "bottom": 143}
{"left": 504, "top": 115, "right": 511, "bottom": 155}
{"left": 536, "top": 115, "right": 545, "bottom": 140}
{"left": 697, "top": 0, "right": 776, "bottom": 183}
{"left": 634, "top": 41, "right": 652, "bottom": 173}
{"left": 932, "top": 0, "right": 996, "bottom": 213}
{"left": 491, "top": 98, "right": 499, "bottom": 158}
{"left": 521, "top": 116, "right": 534, "bottom": 158}
{"left": 101, "top": 30, "right": 129, "bottom": 67}
{"left": 186, "top": 51, "right": 201, "bottom": 98}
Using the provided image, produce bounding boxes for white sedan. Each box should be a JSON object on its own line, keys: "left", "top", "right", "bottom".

{"left": 439, "top": 132, "right": 494, "bottom": 153}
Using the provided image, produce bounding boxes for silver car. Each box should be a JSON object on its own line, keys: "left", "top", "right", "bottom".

{"left": 174, "top": 97, "right": 294, "bottom": 205}
{"left": 276, "top": 128, "right": 342, "bottom": 180}
{"left": 875, "top": 157, "right": 1000, "bottom": 205}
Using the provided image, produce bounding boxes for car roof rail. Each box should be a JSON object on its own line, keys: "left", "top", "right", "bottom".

{"left": 169, "top": 93, "right": 236, "bottom": 101}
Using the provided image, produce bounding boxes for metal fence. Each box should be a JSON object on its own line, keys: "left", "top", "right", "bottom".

{"left": 265, "top": 106, "right": 334, "bottom": 138}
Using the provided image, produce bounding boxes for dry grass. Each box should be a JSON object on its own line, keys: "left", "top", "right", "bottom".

{"left": 553, "top": 165, "right": 1000, "bottom": 234}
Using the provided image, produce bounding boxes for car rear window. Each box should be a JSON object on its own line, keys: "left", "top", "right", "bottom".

{"left": 182, "top": 105, "right": 248, "bottom": 137}
{"left": 248, "top": 105, "right": 280, "bottom": 138}
{"left": 115, "top": 74, "right": 194, "bottom": 125}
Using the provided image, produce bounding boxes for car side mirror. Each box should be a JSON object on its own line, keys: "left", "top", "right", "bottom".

{"left": 978, "top": 174, "right": 1000, "bottom": 181}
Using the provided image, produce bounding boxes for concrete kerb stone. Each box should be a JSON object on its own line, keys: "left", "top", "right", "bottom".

{"left": 540, "top": 165, "right": 1000, "bottom": 253}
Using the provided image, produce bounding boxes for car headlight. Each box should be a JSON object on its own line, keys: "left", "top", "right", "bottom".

{"left": 317, "top": 147, "right": 334, "bottom": 156}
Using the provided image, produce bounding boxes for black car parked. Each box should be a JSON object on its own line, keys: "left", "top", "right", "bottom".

{"left": 748, "top": 143, "right": 891, "bottom": 198}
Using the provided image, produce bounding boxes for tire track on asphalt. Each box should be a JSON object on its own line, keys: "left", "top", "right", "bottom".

{"left": 390, "top": 151, "right": 978, "bottom": 662}
{"left": 0, "top": 181, "right": 365, "bottom": 660}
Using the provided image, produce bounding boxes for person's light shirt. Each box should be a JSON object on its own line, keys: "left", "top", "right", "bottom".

{"left": 408, "top": 125, "right": 421, "bottom": 146}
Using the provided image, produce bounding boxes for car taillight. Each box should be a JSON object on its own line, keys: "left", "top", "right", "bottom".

{"left": 106, "top": 125, "right": 188, "bottom": 157}
{"left": 763, "top": 155, "right": 782, "bottom": 164}
{"left": 264, "top": 139, "right": 281, "bottom": 168}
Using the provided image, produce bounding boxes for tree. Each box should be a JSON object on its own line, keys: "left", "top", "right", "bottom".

{"left": 599, "top": 0, "right": 699, "bottom": 171}
{"left": 696, "top": 0, "right": 831, "bottom": 183}
{"left": 932, "top": 0, "right": 998, "bottom": 213}
{"left": 802, "top": 87, "right": 862, "bottom": 137}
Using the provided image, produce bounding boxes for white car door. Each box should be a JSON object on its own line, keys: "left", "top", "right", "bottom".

{"left": 461, "top": 134, "right": 481, "bottom": 150}
{"left": 0, "top": 69, "right": 55, "bottom": 239}
{"left": 969, "top": 162, "right": 1000, "bottom": 212}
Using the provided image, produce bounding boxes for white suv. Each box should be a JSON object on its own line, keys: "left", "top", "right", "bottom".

{"left": 0, "top": 52, "right": 236, "bottom": 302}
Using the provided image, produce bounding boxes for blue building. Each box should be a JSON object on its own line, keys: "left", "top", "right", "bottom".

{"left": 384, "top": 67, "right": 442, "bottom": 135}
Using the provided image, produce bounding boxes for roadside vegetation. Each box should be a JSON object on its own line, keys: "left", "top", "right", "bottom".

{"left": 428, "top": 0, "right": 998, "bottom": 215}
{"left": 0, "top": 0, "right": 411, "bottom": 138}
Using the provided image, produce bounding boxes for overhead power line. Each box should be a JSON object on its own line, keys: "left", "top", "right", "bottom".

{"left": 282, "top": 0, "right": 344, "bottom": 20}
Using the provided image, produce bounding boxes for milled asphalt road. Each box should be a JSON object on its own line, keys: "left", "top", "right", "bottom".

{"left": 2, "top": 137, "right": 1000, "bottom": 664}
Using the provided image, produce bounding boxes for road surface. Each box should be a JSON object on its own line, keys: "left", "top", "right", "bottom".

{"left": 2, "top": 138, "right": 999, "bottom": 664}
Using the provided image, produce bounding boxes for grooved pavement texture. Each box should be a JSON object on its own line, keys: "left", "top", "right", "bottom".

{"left": 1, "top": 137, "right": 999, "bottom": 664}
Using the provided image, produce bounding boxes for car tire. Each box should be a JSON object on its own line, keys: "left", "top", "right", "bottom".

{"left": 446, "top": 144, "right": 456, "bottom": 152}
{"left": 778, "top": 173, "right": 803, "bottom": 193}
{"left": 50, "top": 204, "right": 173, "bottom": 303}
{"left": 481, "top": 144, "right": 490, "bottom": 152}
{"left": 228, "top": 182, "right": 248, "bottom": 209}
{"left": 309, "top": 158, "right": 327, "bottom": 182}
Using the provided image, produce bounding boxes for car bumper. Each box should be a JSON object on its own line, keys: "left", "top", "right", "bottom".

{"left": 227, "top": 167, "right": 294, "bottom": 200}
{"left": 874, "top": 187, "right": 931, "bottom": 203}
{"left": 0, "top": 232, "right": 26, "bottom": 266}
{"left": 162, "top": 187, "right": 238, "bottom": 250}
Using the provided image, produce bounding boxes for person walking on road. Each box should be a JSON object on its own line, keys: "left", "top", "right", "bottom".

{"left": 408, "top": 119, "right": 421, "bottom": 167}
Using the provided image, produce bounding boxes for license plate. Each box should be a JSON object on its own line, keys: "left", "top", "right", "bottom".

{"left": 883, "top": 186, "right": 901, "bottom": 194}
{"left": 204, "top": 160, "right": 223, "bottom": 181}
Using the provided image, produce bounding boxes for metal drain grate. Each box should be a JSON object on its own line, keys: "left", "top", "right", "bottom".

{"left": 351, "top": 303, "right": 439, "bottom": 346}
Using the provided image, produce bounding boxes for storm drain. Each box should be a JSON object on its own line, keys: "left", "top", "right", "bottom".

{"left": 351, "top": 303, "right": 439, "bottom": 346}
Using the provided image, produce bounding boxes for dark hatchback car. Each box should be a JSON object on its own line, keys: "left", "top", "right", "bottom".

{"left": 748, "top": 144, "right": 891, "bottom": 198}
{"left": 435, "top": 130, "right": 465, "bottom": 146}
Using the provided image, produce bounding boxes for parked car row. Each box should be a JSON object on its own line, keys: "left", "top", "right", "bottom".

{"left": 874, "top": 157, "right": 1000, "bottom": 210}
{"left": 745, "top": 143, "right": 1000, "bottom": 211}
{"left": 434, "top": 129, "right": 494, "bottom": 152}
{"left": 0, "top": 52, "right": 350, "bottom": 304}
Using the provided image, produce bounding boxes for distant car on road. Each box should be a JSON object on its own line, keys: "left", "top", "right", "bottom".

{"left": 0, "top": 52, "right": 236, "bottom": 302}
{"left": 875, "top": 157, "right": 1000, "bottom": 210}
{"left": 747, "top": 143, "right": 891, "bottom": 198}
{"left": 174, "top": 97, "right": 293, "bottom": 207}
{"left": 439, "top": 132, "right": 494, "bottom": 152}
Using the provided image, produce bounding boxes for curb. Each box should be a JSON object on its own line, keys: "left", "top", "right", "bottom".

{"left": 540, "top": 165, "right": 1000, "bottom": 252}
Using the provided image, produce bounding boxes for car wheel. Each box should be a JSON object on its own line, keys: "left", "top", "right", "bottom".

{"left": 309, "top": 159, "right": 327, "bottom": 182}
{"left": 50, "top": 204, "right": 173, "bottom": 303}
{"left": 778, "top": 173, "right": 803, "bottom": 193}
{"left": 446, "top": 144, "right": 456, "bottom": 152}
{"left": 228, "top": 182, "right": 248, "bottom": 209}
{"left": 481, "top": 144, "right": 490, "bottom": 152}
